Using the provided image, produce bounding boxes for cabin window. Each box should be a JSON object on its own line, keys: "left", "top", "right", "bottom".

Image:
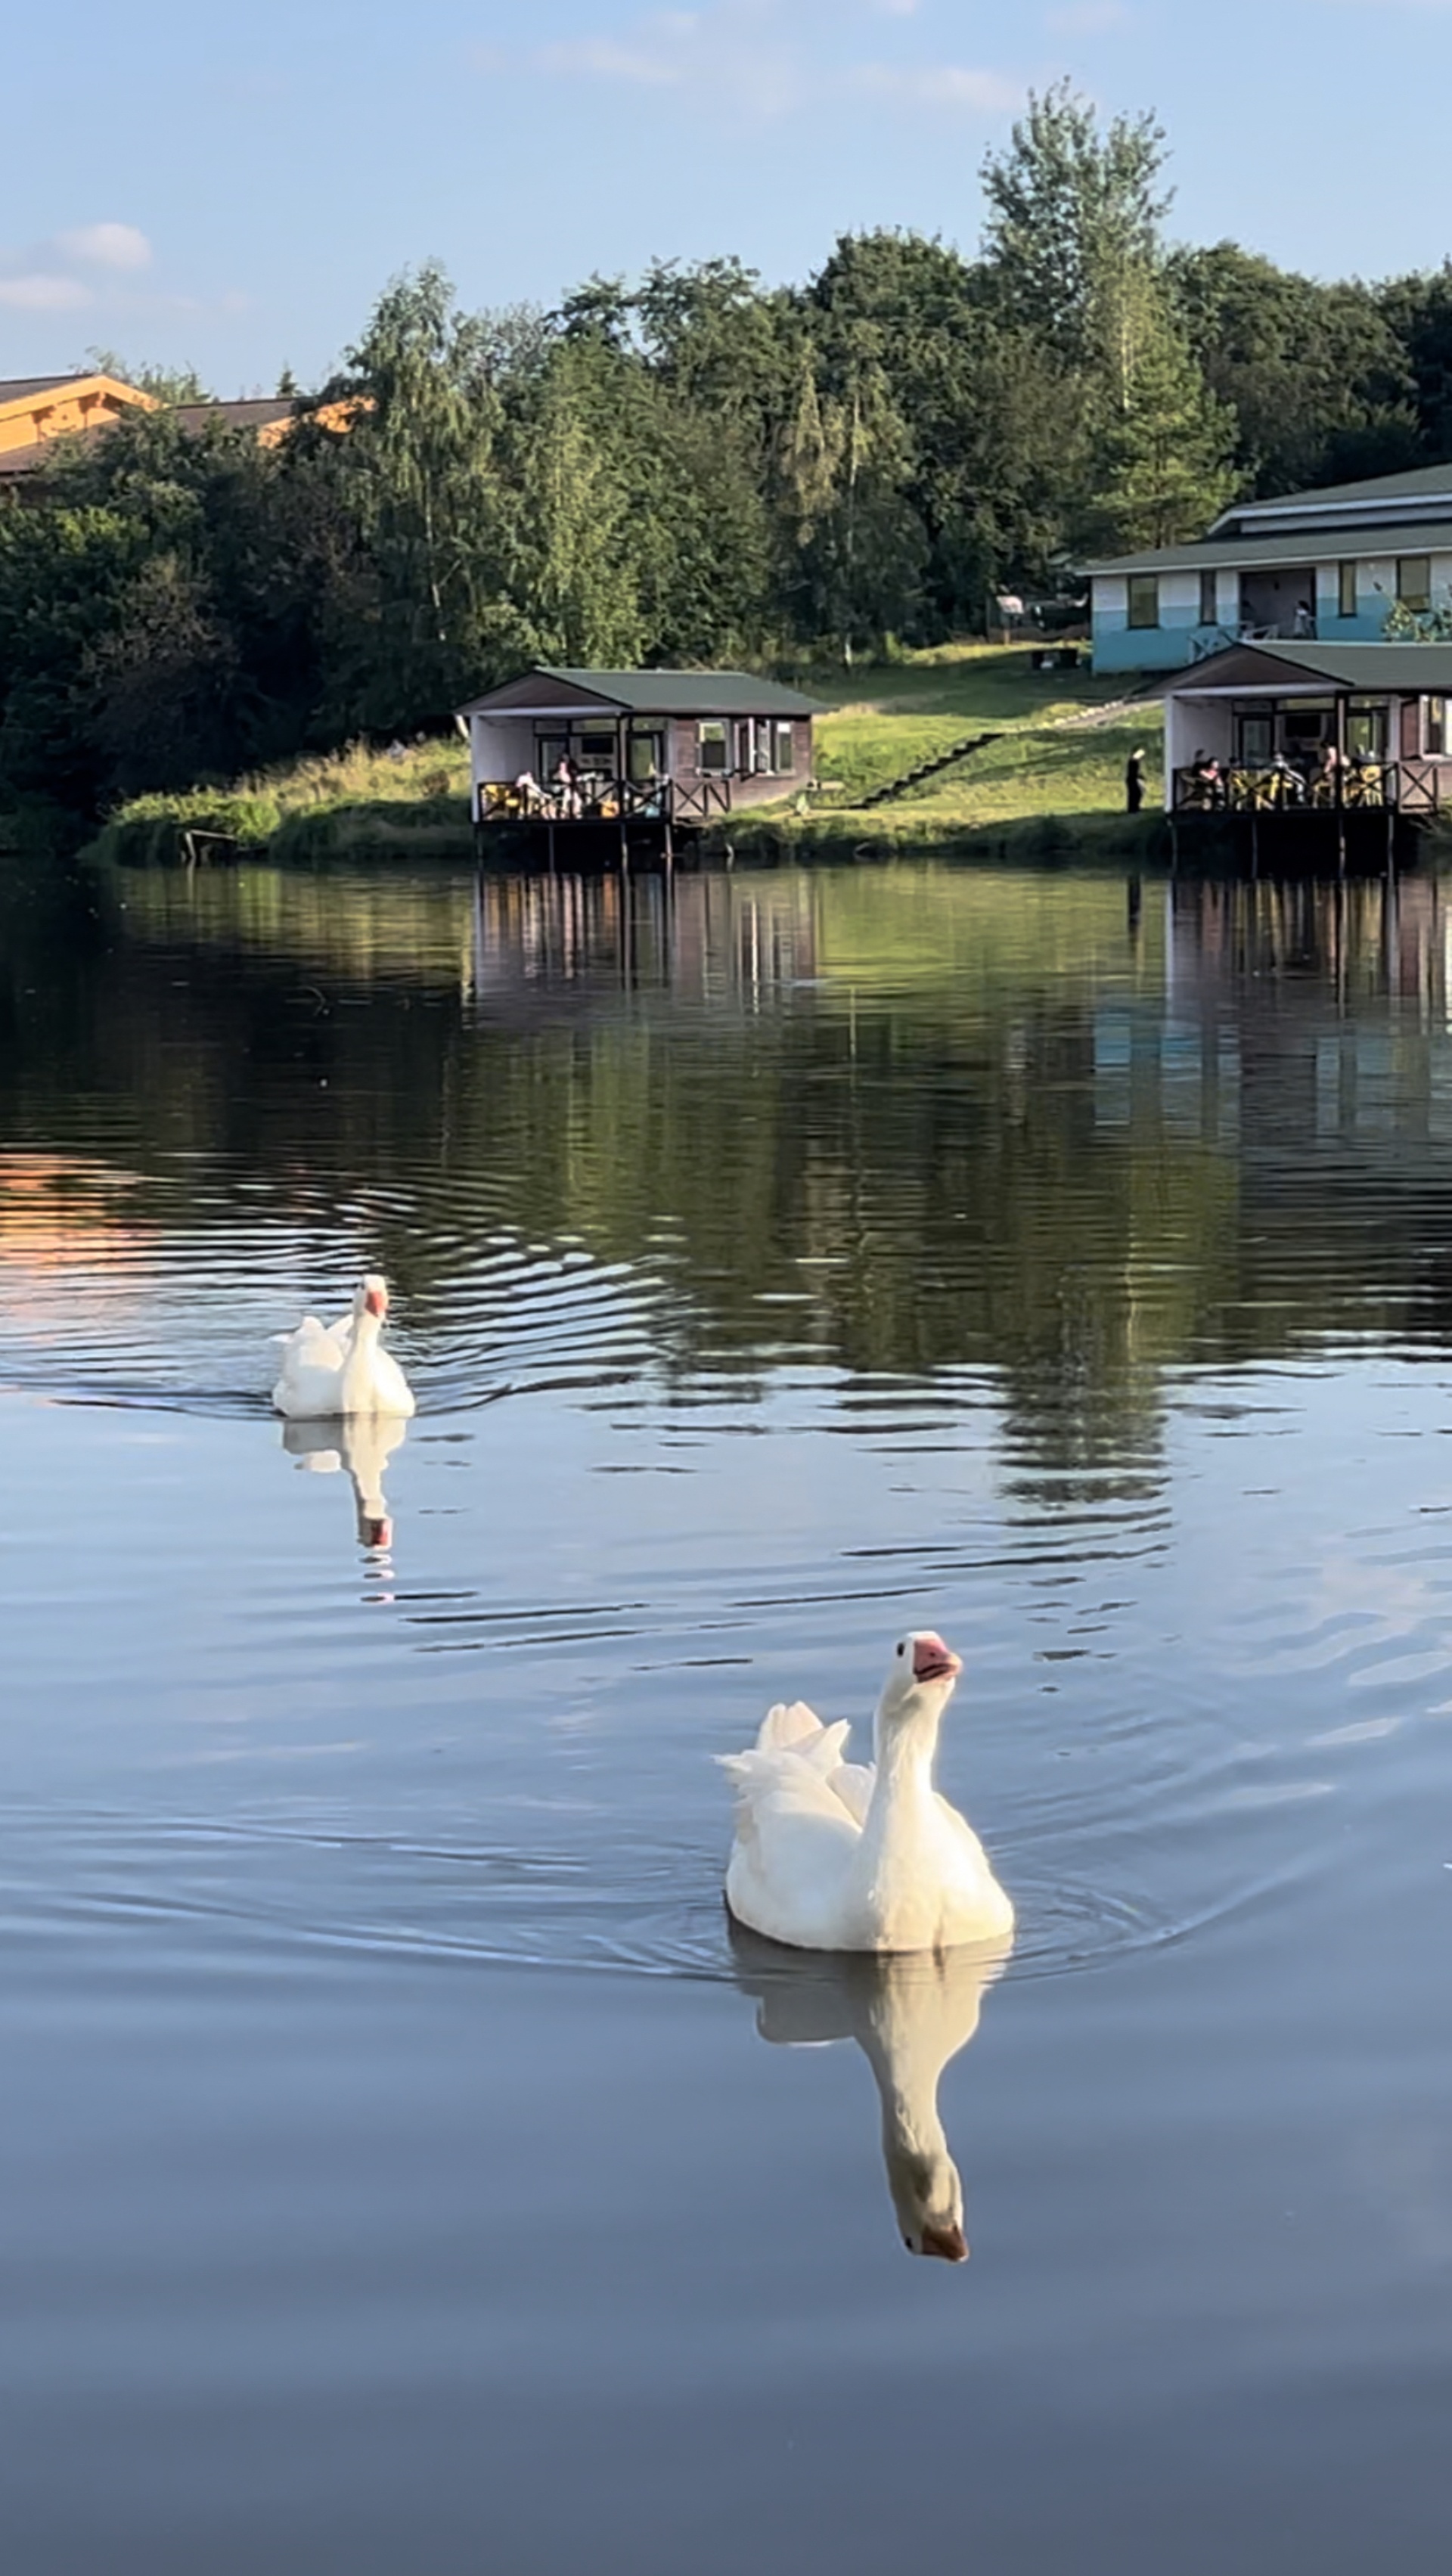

{"left": 1127, "top": 575, "right": 1159, "bottom": 631}
{"left": 1236, "top": 712, "right": 1274, "bottom": 765}
{"left": 578, "top": 730, "right": 615, "bottom": 774}
{"left": 1198, "top": 571, "right": 1218, "bottom": 628}
{"left": 1338, "top": 561, "right": 1358, "bottom": 619}
{"left": 627, "top": 730, "right": 663, "bottom": 782}
{"left": 742, "top": 718, "right": 797, "bottom": 776}
{"left": 1347, "top": 701, "right": 1388, "bottom": 761}
{"left": 1398, "top": 557, "right": 1431, "bottom": 614}
{"left": 1283, "top": 702, "right": 1333, "bottom": 756}
{"left": 1426, "top": 698, "right": 1450, "bottom": 756}
{"left": 697, "top": 720, "right": 729, "bottom": 774}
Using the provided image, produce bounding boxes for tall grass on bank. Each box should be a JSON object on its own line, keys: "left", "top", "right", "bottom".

{"left": 87, "top": 737, "right": 471, "bottom": 864}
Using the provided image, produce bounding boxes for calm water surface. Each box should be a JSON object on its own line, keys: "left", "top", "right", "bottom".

{"left": 1, "top": 855, "right": 1450, "bottom": 2571}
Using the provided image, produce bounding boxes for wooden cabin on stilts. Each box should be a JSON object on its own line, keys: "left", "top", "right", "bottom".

{"left": 457, "top": 667, "right": 821, "bottom": 865}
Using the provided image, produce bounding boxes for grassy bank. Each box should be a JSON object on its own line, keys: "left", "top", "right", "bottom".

{"left": 86, "top": 646, "right": 1162, "bottom": 867}
{"left": 748, "top": 642, "right": 1162, "bottom": 855}
{"left": 87, "top": 736, "right": 475, "bottom": 867}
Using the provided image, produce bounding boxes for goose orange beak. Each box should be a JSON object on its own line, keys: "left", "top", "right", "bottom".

{"left": 912, "top": 1635, "right": 960, "bottom": 1684}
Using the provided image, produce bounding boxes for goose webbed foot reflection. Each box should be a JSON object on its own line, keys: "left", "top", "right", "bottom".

{"left": 729, "top": 1920, "right": 1012, "bottom": 2261}
{"left": 281, "top": 1412, "right": 408, "bottom": 1553}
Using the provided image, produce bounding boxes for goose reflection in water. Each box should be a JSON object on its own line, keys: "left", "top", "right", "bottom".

{"left": 731, "top": 1923, "right": 1013, "bottom": 2261}
{"left": 281, "top": 1413, "right": 408, "bottom": 1553}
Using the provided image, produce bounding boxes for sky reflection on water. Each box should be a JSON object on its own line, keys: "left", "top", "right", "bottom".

{"left": 0, "top": 855, "right": 1449, "bottom": 2573}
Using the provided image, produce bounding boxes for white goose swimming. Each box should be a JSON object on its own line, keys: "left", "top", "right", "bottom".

{"left": 271, "top": 1275, "right": 416, "bottom": 1420}
{"left": 720, "top": 1632, "right": 1013, "bottom": 1954}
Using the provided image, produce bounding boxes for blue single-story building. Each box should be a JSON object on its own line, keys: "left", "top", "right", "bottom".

{"left": 1085, "top": 463, "right": 1452, "bottom": 674}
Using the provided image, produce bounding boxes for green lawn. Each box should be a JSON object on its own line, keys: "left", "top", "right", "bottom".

{"left": 794, "top": 643, "right": 1153, "bottom": 816}
{"left": 92, "top": 644, "right": 1165, "bottom": 864}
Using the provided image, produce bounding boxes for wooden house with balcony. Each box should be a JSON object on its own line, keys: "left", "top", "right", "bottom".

{"left": 1158, "top": 638, "right": 1452, "bottom": 862}
{"left": 458, "top": 666, "right": 821, "bottom": 858}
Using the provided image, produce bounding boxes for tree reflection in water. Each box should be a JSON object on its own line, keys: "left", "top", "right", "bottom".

{"left": 4, "top": 857, "right": 1452, "bottom": 1502}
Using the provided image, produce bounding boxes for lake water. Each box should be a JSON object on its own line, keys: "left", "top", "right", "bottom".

{"left": 1, "top": 853, "right": 1450, "bottom": 2572}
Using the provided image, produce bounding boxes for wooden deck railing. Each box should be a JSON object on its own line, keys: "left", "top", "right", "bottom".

{"left": 476, "top": 774, "right": 734, "bottom": 827}
{"left": 1173, "top": 762, "right": 1442, "bottom": 817}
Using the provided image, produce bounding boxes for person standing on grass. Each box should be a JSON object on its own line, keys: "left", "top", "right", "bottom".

{"left": 1125, "top": 746, "right": 1146, "bottom": 813}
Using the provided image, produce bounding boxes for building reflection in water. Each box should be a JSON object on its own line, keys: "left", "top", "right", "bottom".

{"left": 464, "top": 871, "right": 819, "bottom": 1011}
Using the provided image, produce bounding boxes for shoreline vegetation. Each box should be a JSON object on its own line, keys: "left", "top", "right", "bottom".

{"left": 83, "top": 647, "right": 1168, "bottom": 869}
{"left": 9, "top": 84, "right": 1452, "bottom": 850}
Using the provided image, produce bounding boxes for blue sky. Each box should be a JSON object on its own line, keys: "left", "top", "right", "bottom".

{"left": 5, "top": 0, "right": 1452, "bottom": 394}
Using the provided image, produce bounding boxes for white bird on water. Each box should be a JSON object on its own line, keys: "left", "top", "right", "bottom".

{"left": 719, "top": 1631, "right": 1013, "bottom": 1954}
{"left": 271, "top": 1274, "right": 416, "bottom": 1420}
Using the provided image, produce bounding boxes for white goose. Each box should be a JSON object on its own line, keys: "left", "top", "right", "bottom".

{"left": 271, "top": 1275, "right": 416, "bottom": 1420}
{"left": 731, "top": 1931, "right": 1012, "bottom": 2260}
{"left": 720, "top": 1632, "right": 1013, "bottom": 1954}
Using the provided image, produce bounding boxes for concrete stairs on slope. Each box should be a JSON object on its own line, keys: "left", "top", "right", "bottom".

{"left": 849, "top": 693, "right": 1143, "bottom": 814}
{"left": 857, "top": 729, "right": 1004, "bottom": 810}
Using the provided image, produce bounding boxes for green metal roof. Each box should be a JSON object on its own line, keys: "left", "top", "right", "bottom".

{"left": 459, "top": 666, "right": 823, "bottom": 718}
{"left": 1156, "top": 639, "right": 1452, "bottom": 693}
{"left": 1215, "top": 459, "right": 1452, "bottom": 526}
{"left": 1084, "top": 518, "right": 1452, "bottom": 579}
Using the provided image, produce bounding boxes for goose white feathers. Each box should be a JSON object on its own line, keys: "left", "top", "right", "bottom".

{"left": 720, "top": 1632, "right": 1013, "bottom": 1954}
{"left": 271, "top": 1274, "right": 415, "bottom": 1420}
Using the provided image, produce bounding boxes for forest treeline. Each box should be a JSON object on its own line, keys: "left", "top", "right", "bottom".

{"left": 5, "top": 85, "right": 1452, "bottom": 815}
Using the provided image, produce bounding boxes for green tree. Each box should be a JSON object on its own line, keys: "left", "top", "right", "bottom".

{"left": 1172, "top": 244, "right": 1420, "bottom": 494}
{"left": 1084, "top": 270, "right": 1237, "bottom": 551}
{"left": 329, "top": 262, "right": 508, "bottom": 719}
{"left": 980, "top": 82, "right": 1170, "bottom": 371}
{"left": 83, "top": 346, "right": 213, "bottom": 404}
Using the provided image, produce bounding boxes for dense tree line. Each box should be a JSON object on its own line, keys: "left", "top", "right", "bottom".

{"left": 6, "top": 84, "right": 1452, "bottom": 814}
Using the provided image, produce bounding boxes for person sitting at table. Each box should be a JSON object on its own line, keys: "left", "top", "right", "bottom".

{"left": 1313, "top": 740, "right": 1341, "bottom": 802}
{"left": 1188, "top": 747, "right": 1222, "bottom": 806}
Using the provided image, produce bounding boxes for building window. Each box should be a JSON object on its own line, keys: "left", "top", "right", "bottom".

{"left": 1398, "top": 557, "right": 1431, "bottom": 614}
{"left": 1283, "top": 701, "right": 1333, "bottom": 756}
{"left": 1426, "top": 698, "right": 1450, "bottom": 756}
{"left": 697, "top": 720, "right": 729, "bottom": 774}
{"left": 1199, "top": 570, "right": 1218, "bottom": 628}
{"left": 578, "top": 730, "right": 615, "bottom": 775}
{"left": 1236, "top": 712, "right": 1274, "bottom": 765}
{"left": 1347, "top": 702, "right": 1388, "bottom": 761}
{"left": 1338, "top": 561, "right": 1358, "bottom": 619}
{"left": 1127, "top": 574, "right": 1159, "bottom": 631}
{"left": 773, "top": 721, "right": 796, "bottom": 774}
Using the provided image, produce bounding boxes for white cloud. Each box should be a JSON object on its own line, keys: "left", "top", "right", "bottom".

{"left": 536, "top": 37, "right": 683, "bottom": 84}
{"left": 56, "top": 222, "right": 153, "bottom": 273}
{"left": 526, "top": 3, "right": 1019, "bottom": 123}
{"left": 0, "top": 273, "right": 89, "bottom": 312}
{"left": 1047, "top": 0, "right": 1128, "bottom": 26}
{"left": 849, "top": 61, "right": 1022, "bottom": 110}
